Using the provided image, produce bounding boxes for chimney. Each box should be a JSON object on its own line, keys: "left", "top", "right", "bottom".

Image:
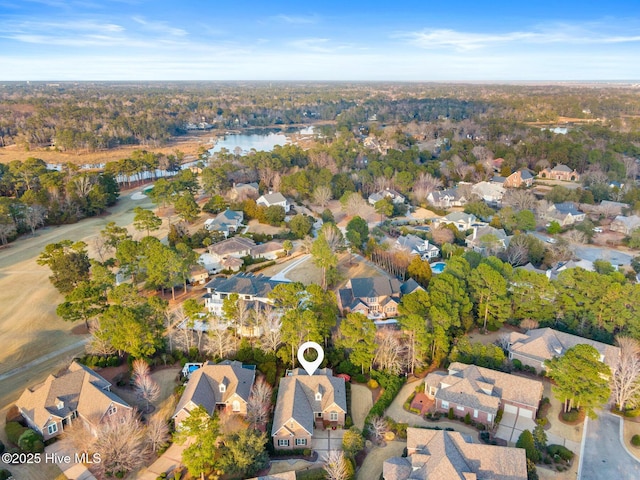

{"left": 472, "top": 227, "right": 477, "bottom": 240}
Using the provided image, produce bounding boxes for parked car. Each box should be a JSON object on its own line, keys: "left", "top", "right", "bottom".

{"left": 546, "top": 237, "right": 557, "bottom": 244}
{"left": 593, "top": 227, "right": 603, "bottom": 233}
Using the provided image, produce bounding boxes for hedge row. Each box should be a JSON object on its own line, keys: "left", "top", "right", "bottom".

{"left": 364, "top": 371, "right": 405, "bottom": 426}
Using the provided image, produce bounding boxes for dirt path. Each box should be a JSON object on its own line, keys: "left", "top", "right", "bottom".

{"left": 0, "top": 186, "right": 164, "bottom": 409}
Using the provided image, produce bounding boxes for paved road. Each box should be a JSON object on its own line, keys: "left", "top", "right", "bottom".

{"left": 580, "top": 413, "right": 640, "bottom": 480}
{"left": 270, "top": 254, "right": 310, "bottom": 281}
{"left": 573, "top": 245, "right": 632, "bottom": 266}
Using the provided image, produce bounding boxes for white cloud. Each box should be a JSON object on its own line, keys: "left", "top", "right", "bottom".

{"left": 272, "top": 14, "right": 319, "bottom": 25}
{"left": 131, "top": 16, "right": 188, "bottom": 37}
{"left": 399, "top": 24, "right": 640, "bottom": 51}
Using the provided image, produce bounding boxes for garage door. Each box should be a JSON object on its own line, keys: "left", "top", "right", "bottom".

{"left": 519, "top": 408, "right": 534, "bottom": 418}
{"left": 504, "top": 404, "right": 518, "bottom": 415}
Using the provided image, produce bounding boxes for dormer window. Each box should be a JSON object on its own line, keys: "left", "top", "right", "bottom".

{"left": 315, "top": 392, "right": 322, "bottom": 401}
{"left": 57, "top": 401, "right": 64, "bottom": 410}
{"left": 219, "top": 384, "right": 226, "bottom": 393}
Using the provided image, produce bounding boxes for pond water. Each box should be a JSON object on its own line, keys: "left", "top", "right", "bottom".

{"left": 209, "top": 126, "right": 315, "bottom": 155}
{"left": 431, "top": 262, "right": 446, "bottom": 274}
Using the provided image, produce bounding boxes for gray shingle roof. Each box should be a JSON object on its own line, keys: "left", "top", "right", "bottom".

{"left": 349, "top": 277, "right": 401, "bottom": 299}
{"left": 552, "top": 164, "right": 573, "bottom": 172}
{"left": 554, "top": 202, "right": 581, "bottom": 216}
{"left": 204, "top": 273, "right": 285, "bottom": 297}
{"left": 173, "top": 360, "right": 255, "bottom": 419}
{"left": 259, "top": 192, "right": 287, "bottom": 204}
{"left": 271, "top": 369, "right": 346, "bottom": 437}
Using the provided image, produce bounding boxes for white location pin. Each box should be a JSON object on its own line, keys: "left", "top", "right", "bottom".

{"left": 297, "top": 341, "right": 324, "bottom": 376}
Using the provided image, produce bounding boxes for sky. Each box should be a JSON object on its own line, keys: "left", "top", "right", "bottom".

{"left": 1, "top": 0, "right": 640, "bottom": 81}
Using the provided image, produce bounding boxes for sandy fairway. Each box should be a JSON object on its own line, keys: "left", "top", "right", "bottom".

{"left": 0, "top": 187, "right": 167, "bottom": 409}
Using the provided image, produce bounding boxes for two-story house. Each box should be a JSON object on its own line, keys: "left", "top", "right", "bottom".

{"left": 257, "top": 192, "right": 290, "bottom": 212}
{"left": 545, "top": 202, "right": 586, "bottom": 226}
{"left": 424, "top": 362, "right": 543, "bottom": 426}
{"left": 16, "top": 361, "right": 132, "bottom": 441}
{"left": 337, "top": 276, "right": 424, "bottom": 319}
{"left": 272, "top": 368, "right": 347, "bottom": 450}
{"left": 465, "top": 225, "right": 510, "bottom": 254}
{"left": 368, "top": 189, "right": 406, "bottom": 205}
{"left": 426, "top": 188, "right": 468, "bottom": 209}
{"left": 538, "top": 164, "right": 580, "bottom": 182}
{"left": 504, "top": 169, "right": 534, "bottom": 188}
{"left": 394, "top": 234, "right": 440, "bottom": 260}
{"left": 433, "top": 212, "right": 481, "bottom": 231}
{"left": 203, "top": 273, "right": 285, "bottom": 317}
{"left": 611, "top": 214, "right": 640, "bottom": 234}
{"left": 204, "top": 209, "right": 245, "bottom": 237}
{"left": 172, "top": 360, "right": 256, "bottom": 427}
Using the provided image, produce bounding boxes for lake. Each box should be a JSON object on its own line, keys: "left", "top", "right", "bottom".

{"left": 209, "top": 126, "right": 314, "bottom": 155}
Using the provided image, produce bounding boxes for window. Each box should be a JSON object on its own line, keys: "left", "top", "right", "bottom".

{"left": 330, "top": 412, "right": 339, "bottom": 421}
{"left": 107, "top": 406, "right": 117, "bottom": 416}
{"left": 278, "top": 439, "right": 289, "bottom": 447}
{"left": 232, "top": 401, "right": 240, "bottom": 412}
{"left": 473, "top": 409, "right": 478, "bottom": 419}
{"left": 487, "top": 413, "right": 493, "bottom": 422}
{"left": 219, "top": 384, "right": 226, "bottom": 393}
{"left": 316, "top": 412, "right": 323, "bottom": 418}
{"left": 295, "top": 438, "right": 307, "bottom": 446}
{"left": 456, "top": 405, "right": 465, "bottom": 411}
{"left": 47, "top": 423, "right": 58, "bottom": 435}
{"left": 441, "top": 400, "right": 449, "bottom": 409}
{"left": 315, "top": 392, "right": 322, "bottom": 401}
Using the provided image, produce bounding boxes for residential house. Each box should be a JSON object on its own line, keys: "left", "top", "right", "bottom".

{"left": 207, "top": 237, "right": 255, "bottom": 264}
{"left": 16, "top": 361, "right": 132, "bottom": 441}
{"left": 465, "top": 225, "right": 509, "bottom": 254}
{"left": 204, "top": 209, "right": 244, "bottom": 237}
{"left": 394, "top": 234, "right": 440, "bottom": 260}
{"left": 610, "top": 214, "right": 640, "bottom": 235}
{"left": 490, "top": 175, "right": 506, "bottom": 185}
{"left": 383, "top": 428, "right": 527, "bottom": 480}
{"left": 203, "top": 273, "right": 285, "bottom": 317}
{"left": 368, "top": 189, "right": 406, "bottom": 205}
{"left": 424, "top": 362, "right": 543, "bottom": 426}
{"left": 271, "top": 368, "right": 346, "bottom": 450}
{"left": 507, "top": 327, "right": 620, "bottom": 372}
{"left": 546, "top": 202, "right": 586, "bottom": 226}
{"left": 471, "top": 181, "right": 505, "bottom": 205}
{"left": 426, "top": 188, "right": 468, "bottom": 209}
{"left": 172, "top": 360, "right": 255, "bottom": 427}
{"left": 337, "top": 276, "right": 423, "bottom": 319}
{"left": 538, "top": 164, "right": 580, "bottom": 181}
{"left": 503, "top": 169, "right": 534, "bottom": 188}
{"left": 252, "top": 241, "right": 285, "bottom": 260}
{"left": 257, "top": 192, "right": 290, "bottom": 212}
{"left": 188, "top": 265, "right": 209, "bottom": 285}
{"left": 229, "top": 182, "right": 259, "bottom": 201}
{"left": 434, "top": 212, "right": 480, "bottom": 231}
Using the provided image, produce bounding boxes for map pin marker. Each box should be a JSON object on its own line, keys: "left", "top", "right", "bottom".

{"left": 298, "top": 341, "right": 324, "bottom": 376}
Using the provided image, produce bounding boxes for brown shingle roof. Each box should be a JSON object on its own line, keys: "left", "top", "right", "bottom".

{"left": 17, "top": 361, "right": 130, "bottom": 431}
{"left": 384, "top": 428, "right": 527, "bottom": 480}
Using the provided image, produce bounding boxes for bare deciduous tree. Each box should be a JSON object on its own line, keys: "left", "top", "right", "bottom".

{"left": 503, "top": 235, "right": 530, "bottom": 266}
{"left": 496, "top": 334, "right": 511, "bottom": 352}
{"left": 313, "top": 185, "right": 333, "bottom": 208}
{"left": 321, "top": 222, "right": 344, "bottom": 253}
{"left": 246, "top": 377, "right": 273, "bottom": 428}
{"left": 563, "top": 229, "right": 586, "bottom": 244}
{"left": 342, "top": 192, "right": 366, "bottom": 216}
{"left": 0, "top": 221, "right": 16, "bottom": 245}
{"left": 146, "top": 413, "right": 170, "bottom": 453}
{"left": 92, "top": 410, "right": 151, "bottom": 478}
{"left": 413, "top": 172, "right": 443, "bottom": 204}
{"left": 520, "top": 318, "right": 540, "bottom": 331}
{"left": 368, "top": 416, "right": 388, "bottom": 443}
{"left": 24, "top": 204, "right": 47, "bottom": 235}
{"left": 502, "top": 190, "right": 537, "bottom": 212}
{"left": 323, "top": 450, "right": 349, "bottom": 480}
{"left": 374, "top": 331, "right": 407, "bottom": 375}
{"left": 86, "top": 320, "right": 116, "bottom": 356}
{"left": 612, "top": 336, "right": 640, "bottom": 411}
{"left": 206, "top": 327, "right": 236, "bottom": 359}
{"left": 132, "top": 359, "right": 151, "bottom": 381}
{"left": 135, "top": 372, "right": 160, "bottom": 412}
{"left": 431, "top": 226, "right": 455, "bottom": 245}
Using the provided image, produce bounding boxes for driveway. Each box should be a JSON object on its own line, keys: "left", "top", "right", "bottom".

{"left": 573, "top": 245, "right": 632, "bottom": 266}
{"left": 311, "top": 428, "right": 345, "bottom": 462}
{"left": 580, "top": 413, "right": 640, "bottom": 480}
{"left": 495, "top": 411, "right": 536, "bottom": 444}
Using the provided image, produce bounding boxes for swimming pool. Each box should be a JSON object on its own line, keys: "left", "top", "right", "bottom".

{"left": 431, "top": 262, "right": 446, "bottom": 274}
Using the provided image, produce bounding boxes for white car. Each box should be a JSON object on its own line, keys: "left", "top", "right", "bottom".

{"left": 593, "top": 227, "right": 603, "bottom": 233}
{"left": 546, "top": 237, "right": 557, "bottom": 244}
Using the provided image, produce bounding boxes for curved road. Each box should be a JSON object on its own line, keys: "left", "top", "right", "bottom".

{"left": 580, "top": 413, "right": 640, "bottom": 480}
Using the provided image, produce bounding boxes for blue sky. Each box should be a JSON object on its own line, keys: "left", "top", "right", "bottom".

{"left": 1, "top": 0, "right": 640, "bottom": 81}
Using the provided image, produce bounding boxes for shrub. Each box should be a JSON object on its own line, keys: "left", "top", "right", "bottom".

{"left": 18, "top": 429, "right": 44, "bottom": 453}
{"left": 480, "top": 431, "right": 491, "bottom": 443}
{"left": 464, "top": 413, "right": 471, "bottom": 425}
{"left": 367, "top": 379, "right": 379, "bottom": 389}
{"left": 516, "top": 430, "right": 541, "bottom": 463}
{"left": 345, "top": 415, "right": 354, "bottom": 429}
{"left": 631, "top": 434, "right": 640, "bottom": 447}
{"left": 5, "top": 422, "right": 28, "bottom": 445}
{"left": 625, "top": 408, "right": 640, "bottom": 418}
{"left": 495, "top": 409, "right": 504, "bottom": 424}
{"left": 354, "top": 374, "right": 367, "bottom": 384}
{"left": 512, "top": 359, "right": 523, "bottom": 370}
{"left": 536, "top": 417, "right": 548, "bottom": 427}
{"left": 448, "top": 408, "right": 454, "bottom": 420}
{"left": 365, "top": 371, "right": 405, "bottom": 425}
{"left": 0, "top": 470, "right": 12, "bottom": 480}
{"left": 409, "top": 407, "right": 421, "bottom": 415}
{"left": 561, "top": 409, "right": 580, "bottom": 422}
{"left": 547, "top": 444, "right": 574, "bottom": 461}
